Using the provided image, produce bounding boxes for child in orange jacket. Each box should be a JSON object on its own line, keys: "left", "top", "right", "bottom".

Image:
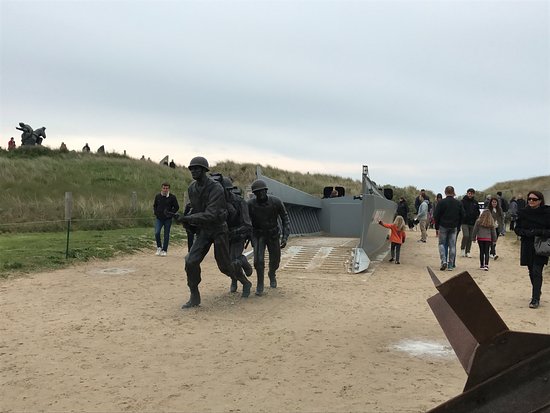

{"left": 378, "top": 216, "right": 407, "bottom": 264}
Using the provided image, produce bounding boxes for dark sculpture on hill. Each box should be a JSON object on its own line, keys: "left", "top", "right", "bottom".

{"left": 16, "top": 123, "right": 46, "bottom": 146}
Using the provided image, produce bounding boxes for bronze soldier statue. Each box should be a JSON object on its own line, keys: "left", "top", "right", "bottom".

{"left": 174, "top": 156, "right": 252, "bottom": 308}
{"left": 248, "top": 179, "right": 290, "bottom": 296}
{"left": 221, "top": 177, "right": 254, "bottom": 293}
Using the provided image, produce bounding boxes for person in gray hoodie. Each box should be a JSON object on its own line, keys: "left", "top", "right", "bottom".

{"left": 416, "top": 195, "right": 429, "bottom": 242}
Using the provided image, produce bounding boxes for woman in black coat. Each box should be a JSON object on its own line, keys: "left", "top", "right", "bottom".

{"left": 514, "top": 190, "right": 550, "bottom": 309}
{"left": 396, "top": 197, "right": 409, "bottom": 222}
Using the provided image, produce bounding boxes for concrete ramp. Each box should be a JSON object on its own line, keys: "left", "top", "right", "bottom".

{"left": 279, "top": 238, "right": 358, "bottom": 274}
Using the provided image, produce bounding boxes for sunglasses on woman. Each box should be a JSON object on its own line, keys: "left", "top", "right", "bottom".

{"left": 527, "top": 197, "right": 540, "bottom": 202}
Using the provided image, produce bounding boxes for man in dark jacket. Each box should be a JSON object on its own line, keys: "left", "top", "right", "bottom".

{"left": 433, "top": 186, "right": 464, "bottom": 271}
{"left": 175, "top": 156, "right": 251, "bottom": 308}
{"left": 460, "top": 188, "right": 480, "bottom": 258}
{"left": 153, "top": 182, "right": 179, "bottom": 256}
{"left": 248, "top": 179, "right": 290, "bottom": 296}
{"left": 396, "top": 197, "right": 409, "bottom": 222}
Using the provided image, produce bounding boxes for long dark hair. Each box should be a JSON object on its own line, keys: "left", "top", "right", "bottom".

{"left": 488, "top": 197, "right": 503, "bottom": 215}
{"left": 527, "top": 190, "right": 545, "bottom": 207}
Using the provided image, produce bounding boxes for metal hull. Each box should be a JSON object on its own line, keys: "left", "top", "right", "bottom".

{"left": 253, "top": 165, "right": 396, "bottom": 273}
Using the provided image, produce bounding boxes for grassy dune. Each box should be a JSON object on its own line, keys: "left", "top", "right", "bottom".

{"left": 0, "top": 147, "right": 363, "bottom": 232}
{"left": 1, "top": 146, "right": 548, "bottom": 276}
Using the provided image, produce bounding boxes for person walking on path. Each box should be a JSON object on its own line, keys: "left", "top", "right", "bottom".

{"left": 433, "top": 186, "right": 464, "bottom": 271}
{"left": 516, "top": 193, "right": 527, "bottom": 211}
{"left": 487, "top": 197, "right": 504, "bottom": 260}
{"left": 460, "top": 188, "right": 480, "bottom": 258}
{"left": 514, "top": 190, "right": 550, "bottom": 309}
{"left": 248, "top": 179, "right": 290, "bottom": 296}
{"left": 472, "top": 209, "right": 497, "bottom": 271}
{"left": 396, "top": 197, "right": 409, "bottom": 223}
{"left": 414, "top": 189, "right": 430, "bottom": 213}
{"left": 496, "top": 191, "right": 509, "bottom": 235}
{"left": 378, "top": 216, "right": 407, "bottom": 264}
{"left": 175, "top": 156, "right": 252, "bottom": 308}
{"left": 416, "top": 194, "right": 429, "bottom": 243}
{"left": 508, "top": 197, "right": 518, "bottom": 231}
{"left": 153, "top": 182, "right": 179, "bottom": 256}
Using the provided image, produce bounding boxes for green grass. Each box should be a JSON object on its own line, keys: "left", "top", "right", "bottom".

{"left": 0, "top": 226, "right": 187, "bottom": 278}
{"left": 1, "top": 146, "right": 547, "bottom": 277}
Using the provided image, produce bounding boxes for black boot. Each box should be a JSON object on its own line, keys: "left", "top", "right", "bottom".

{"left": 268, "top": 271, "right": 277, "bottom": 288}
{"left": 230, "top": 278, "right": 238, "bottom": 293}
{"left": 236, "top": 272, "right": 252, "bottom": 298}
{"left": 241, "top": 256, "right": 253, "bottom": 277}
{"left": 182, "top": 287, "right": 201, "bottom": 309}
{"left": 256, "top": 271, "right": 264, "bottom": 296}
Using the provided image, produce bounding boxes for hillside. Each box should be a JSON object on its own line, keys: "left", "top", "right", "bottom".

{"left": 0, "top": 147, "right": 363, "bottom": 232}
{"left": 1, "top": 146, "right": 547, "bottom": 232}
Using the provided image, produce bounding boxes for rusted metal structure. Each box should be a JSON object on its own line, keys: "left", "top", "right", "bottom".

{"left": 426, "top": 268, "right": 550, "bottom": 412}
{"left": 250, "top": 165, "right": 396, "bottom": 273}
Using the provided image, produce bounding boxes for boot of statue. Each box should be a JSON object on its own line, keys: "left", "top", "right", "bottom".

{"left": 230, "top": 278, "right": 238, "bottom": 293}
{"left": 235, "top": 272, "right": 252, "bottom": 298}
{"left": 256, "top": 270, "right": 264, "bottom": 296}
{"left": 182, "top": 287, "right": 201, "bottom": 309}
{"left": 241, "top": 256, "right": 253, "bottom": 277}
{"left": 268, "top": 270, "right": 277, "bottom": 288}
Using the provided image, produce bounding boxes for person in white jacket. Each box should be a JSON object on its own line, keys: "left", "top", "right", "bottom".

{"left": 417, "top": 195, "right": 429, "bottom": 242}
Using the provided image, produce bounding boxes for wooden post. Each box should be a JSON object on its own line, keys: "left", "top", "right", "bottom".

{"left": 65, "top": 192, "right": 73, "bottom": 259}
{"left": 131, "top": 191, "right": 137, "bottom": 213}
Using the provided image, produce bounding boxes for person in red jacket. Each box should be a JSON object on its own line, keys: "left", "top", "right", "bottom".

{"left": 8, "top": 137, "right": 16, "bottom": 151}
{"left": 378, "top": 216, "right": 407, "bottom": 264}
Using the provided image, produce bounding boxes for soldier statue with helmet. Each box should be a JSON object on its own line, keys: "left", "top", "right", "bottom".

{"left": 174, "top": 156, "right": 252, "bottom": 308}
{"left": 248, "top": 179, "right": 291, "bottom": 296}
{"left": 220, "top": 177, "right": 254, "bottom": 293}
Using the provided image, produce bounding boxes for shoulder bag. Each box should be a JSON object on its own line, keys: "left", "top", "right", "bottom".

{"left": 534, "top": 236, "right": 550, "bottom": 257}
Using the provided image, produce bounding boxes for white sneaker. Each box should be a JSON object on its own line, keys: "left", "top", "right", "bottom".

{"left": 466, "top": 252, "right": 472, "bottom": 258}
{"left": 460, "top": 250, "right": 466, "bottom": 257}
{"left": 156, "top": 247, "right": 162, "bottom": 256}
{"left": 160, "top": 250, "right": 167, "bottom": 257}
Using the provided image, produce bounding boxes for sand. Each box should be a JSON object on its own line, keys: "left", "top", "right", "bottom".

{"left": 1, "top": 229, "right": 548, "bottom": 413}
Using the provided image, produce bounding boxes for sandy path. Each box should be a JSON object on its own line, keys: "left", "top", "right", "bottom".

{"left": 1, "top": 229, "right": 548, "bottom": 412}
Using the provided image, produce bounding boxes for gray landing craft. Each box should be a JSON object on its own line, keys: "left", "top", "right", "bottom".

{"left": 245, "top": 164, "right": 396, "bottom": 273}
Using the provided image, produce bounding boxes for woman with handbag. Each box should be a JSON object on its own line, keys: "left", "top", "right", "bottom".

{"left": 514, "top": 191, "right": 550, "bottom": 309}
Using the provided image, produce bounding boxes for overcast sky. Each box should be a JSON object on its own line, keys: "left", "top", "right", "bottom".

{"left": 1, "top": 0, "right": 549, "bottom": 195}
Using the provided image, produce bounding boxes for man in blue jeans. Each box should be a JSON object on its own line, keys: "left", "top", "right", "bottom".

{"left": 433, "top": 186, "right": 464, "bottom": 271}
{"left": 153, "top": 182, "right": 179, "bottom": 256}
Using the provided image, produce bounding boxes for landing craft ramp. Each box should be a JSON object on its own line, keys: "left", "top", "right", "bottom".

{"left": 252, "top": 165, "right": 396, "bottom": 273}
